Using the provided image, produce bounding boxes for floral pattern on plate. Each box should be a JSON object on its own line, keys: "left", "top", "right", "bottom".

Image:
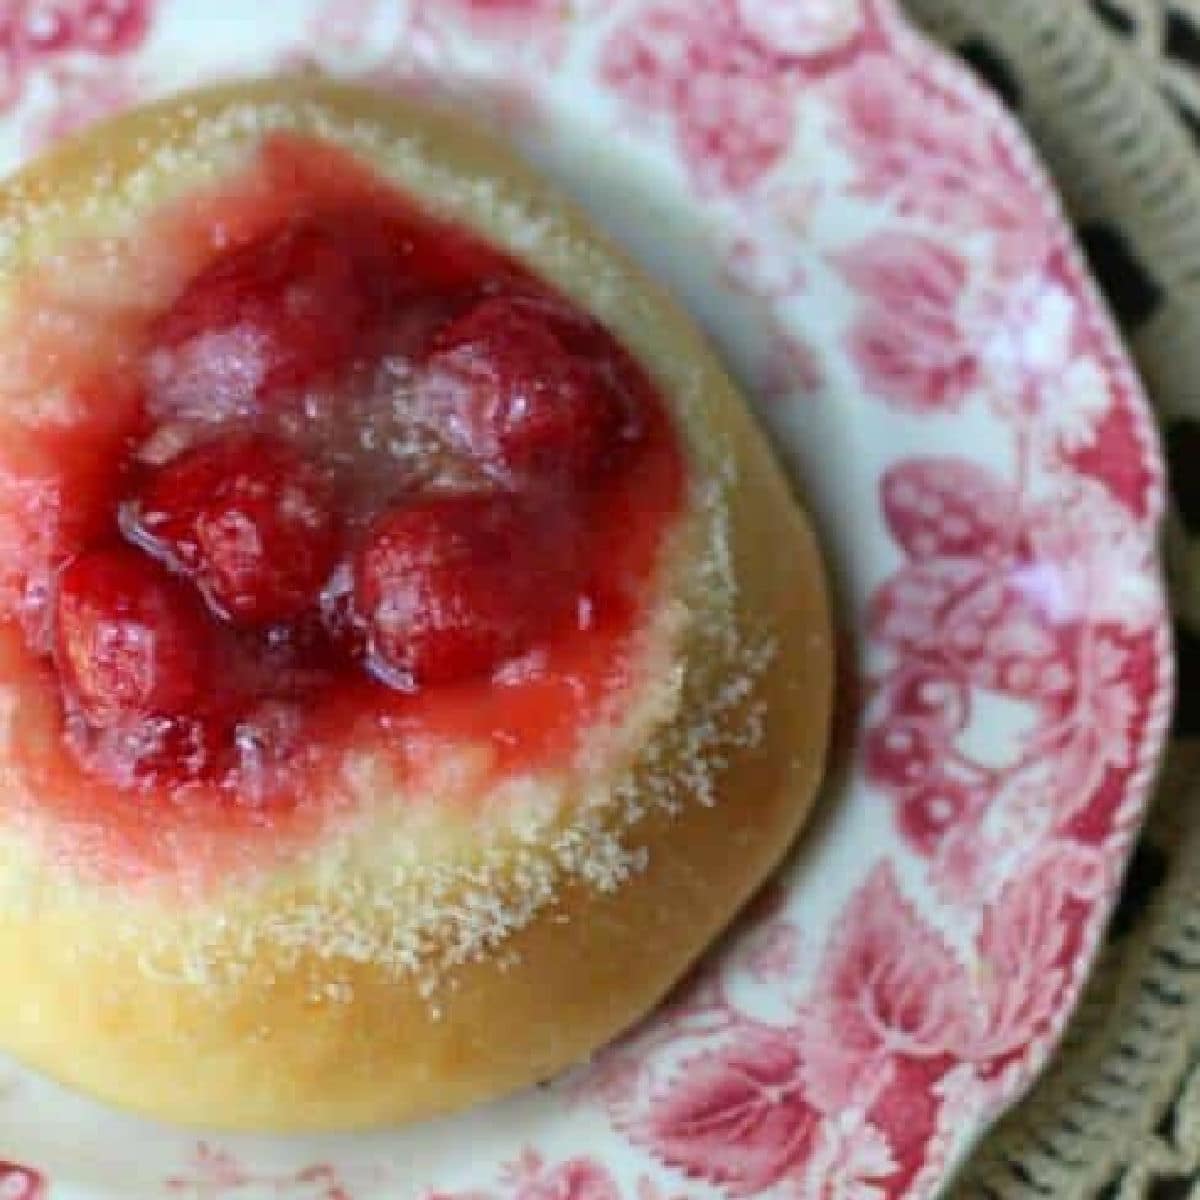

{"left": 0, "top": 1, "right": 1171, "bottom": 1198}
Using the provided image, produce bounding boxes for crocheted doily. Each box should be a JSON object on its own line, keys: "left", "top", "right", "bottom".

{"left": 905, "top": 3, "right": 1200, "bottom": 1195}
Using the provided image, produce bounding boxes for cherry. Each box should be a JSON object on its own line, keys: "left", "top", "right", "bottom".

{"left": 353, "top": 492, "right": 573, "bottom": 687}
{"left": 125, "top": 433, "right": 337, "bottom": 625}
{"left": 54, "top": 545, "right": 212, "bottom": 723}
{"left": 421, "top": 294, "right": 635, "bottom": 483}
{"left": 148, "top": 212, "right": 397, "bottom": 411}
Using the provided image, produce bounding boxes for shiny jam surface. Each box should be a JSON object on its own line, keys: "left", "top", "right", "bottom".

{"left": 0, "top": 135, "right": 685, "bottom": 871}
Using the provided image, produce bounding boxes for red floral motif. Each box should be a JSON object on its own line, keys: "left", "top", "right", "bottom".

{"left": 676, "top": 65, "right": 795, "bottom": 193}
{"left": 1025, "top": 478, "right": 1162, "bottom": 632}
{"left": 520, "top": 1160, "right": 619, "bottom": 1200}
{"left": 858, "top": 1057, "right": 949, "bottom": 1198}
{"left": 598, "top": 4, "right": 708, "bottom": 110}
{"left": 0, "top": 0, "right": 150, "bottom": 114}
{"left": 881, "top": 456, "right": 1017, "bottom": 562}
{"left": 429, "top": 1161, "right": 696, "bottom": 1200}
{"left": 603, "top": 849, "right": 1104, "bottom": 1198}
{"left": 640, "top": 1028, "right": 819, "bottom": 1193}
{"left": 862, "top": 445, "right": 1158, "bottom": 891}
{"left": 801, "top": 1117, "right": 898, "bottom": 1200}
{"left": 837, "top": 234, "right": 977, "bottom": 412}
{"left": 17, "top": 0, "right": 146, "bottom": 55}
{"left": 166, "top": 1143, "right": 355, "bottom": 1199}
{"left": 429, "top": 1152, "right": 621, "bottom": 1200}
{"left": 0, "top": 1164, "right": 43, "bottom": 1200}
{"left": 835, "top": 233, "right": 1127, "bottom": 476}
{"left": 835, "top": 51, "right": 1044, "bottom": 250}
{"left": 974, "top": 259, "right": 1134, "bottom": 494}
{"left": 797, "top": 866, "right": 972, "bottom": 1111}
{"left": 735, "top": 0, "right": 866, "bottom": 59}
{"left": 971, "top": 846, "right": 1098, "bottom": 1067}
{"left": 600, "top": 3, "right": 787, "bottom": 194}
{"left": 873, "top": 562, "right": 1077, "bottom": 701}
{"left": 500, "top": 1152, "right": 620, "bottom": 1200}
{"left": 897, "top": 774, "right": 987, "bottom": 858}
{"left": 600, "top": 0, "right": 867, "bottom": 194}
{"left": 406, "top": 0, "right": 577, "bottom": 70}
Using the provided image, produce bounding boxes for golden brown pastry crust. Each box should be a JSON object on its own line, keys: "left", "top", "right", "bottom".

{"left": 0, "top": 79, "right": 833, "bottom": 1131}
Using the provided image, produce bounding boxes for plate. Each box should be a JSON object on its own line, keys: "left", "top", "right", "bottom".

{"left": 0, "top": 1, "right": 1172, "bottom": 1198}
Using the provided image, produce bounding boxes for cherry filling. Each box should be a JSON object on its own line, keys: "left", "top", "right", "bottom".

{"left": 354, "top": 492, "right": 579, "bottom": 688}
{"left": 55, "top": 546, "right": 213, "bottom": 725}
{"left": 150, "top": 216, "right": 391, "bottom": 400}
{"left": 420, "top": 293, "right": 642, "bottom": 484}
{"left": 1, "top": 134, "right": 685, "bottom": 820}
{"left": 123, "top": 433, "right": 339, "bottom": 625}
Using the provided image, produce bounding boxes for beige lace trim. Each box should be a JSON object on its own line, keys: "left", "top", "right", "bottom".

{"left": 904, "top": 1, "right": 1200, "bottom": 1196}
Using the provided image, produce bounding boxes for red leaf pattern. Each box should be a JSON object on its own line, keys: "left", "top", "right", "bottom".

{"left": 864, "top": 1058, "right": 949, "bottom": 1197}
{"left": 804, "top": 866, "right": 974, "bottom": 1075}
{"left": 837, "top": 234, "right": 977, "bottom": 412}
{"left": 836, "top": 51, "right": 1043, "bottom": 242}
{"left": 600, "top": 0, "right": 867, "bottom": 194}
{"left": 515, "top": 1158, "right": 621, "bottom": 1200}
{"left": 676, "top": 66, "right": 795, "bottom": 192}
{"left": 972, "top": 846, "right": 1098, "bottom": 1064}
{"left": 881, "top": 458, "right": 1017, "bottom": 562}
{"left": 639, "top": 1029, "right": 819, "bottom": 1194}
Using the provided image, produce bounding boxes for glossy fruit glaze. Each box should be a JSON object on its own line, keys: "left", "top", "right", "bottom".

{"left": 0, "top": 134, "right": 685, "bottom": 874}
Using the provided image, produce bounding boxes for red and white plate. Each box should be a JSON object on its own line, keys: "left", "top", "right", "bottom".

{"left": 0, "top": 2, "right": 1173, "bottom": 1198}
